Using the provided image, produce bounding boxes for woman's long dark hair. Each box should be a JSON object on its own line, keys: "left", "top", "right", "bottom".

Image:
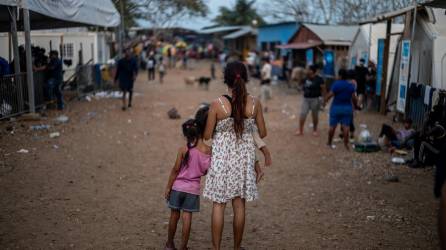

{"left": 224, "top": 61, "right": 248, "bottom": 139}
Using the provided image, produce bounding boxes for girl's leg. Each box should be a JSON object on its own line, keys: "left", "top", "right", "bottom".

{"left": 167, "top": 209, "right": 181, "bottom": 248}
{"left": 211, "top": 202, "right": 226, "bottom": 250}
{"left": 180, "top": 212, "right": 192, "bottom": 250}
{"left": 232, "top": 197, "right": 246, "bottom": 250}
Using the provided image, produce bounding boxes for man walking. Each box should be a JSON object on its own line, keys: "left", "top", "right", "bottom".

{"left": 260, "top": 57, "right": 272, "bottom": 112}
{"left": 296, "top": 65, "right": 325, "bottom": 136}
{"left": 115, "top": 49, "right": 138, "bottom": 111}
{"left": 355, "top": 58, "right": 368, "bottom": 109}
{"left": 46, "top": 51, "right": 64, "bottom": 110}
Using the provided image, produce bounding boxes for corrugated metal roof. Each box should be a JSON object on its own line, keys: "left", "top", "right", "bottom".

{"left": 223, "top": 27, "right": 257, "bottom": 39}
{"left": 304, "top": 24, "right": 358, "bottom": 44}
{"left": 199, "top": 26, "right": 244, "bottom": 34}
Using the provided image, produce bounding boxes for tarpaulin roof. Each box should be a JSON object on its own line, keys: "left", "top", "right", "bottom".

{"left": 0, "top": 0, "right": 120, "bottom": 32}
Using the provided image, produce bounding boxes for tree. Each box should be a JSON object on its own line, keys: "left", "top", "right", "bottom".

{"left": 213, "top": 0, "right": 265, "bottom": 26}
{"left": 113, "top": 0, "right": 208, "bottom": 29}
{"left": 261, "top": 0, "right": 421, "bottom": 25}
{"left": 263, "top": 0, "right": 315, "bottom": 23}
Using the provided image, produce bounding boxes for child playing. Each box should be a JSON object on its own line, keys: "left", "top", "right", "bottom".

{"left": 164, "top": 113, "right": 211, "bottom": 250}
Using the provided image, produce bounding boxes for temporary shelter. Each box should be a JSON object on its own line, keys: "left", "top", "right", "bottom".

{"left": 0, "top": 0, "right": 120, "bottom": 113}
{"left": 0, "top": 0, "right": 120, "bottom": 31}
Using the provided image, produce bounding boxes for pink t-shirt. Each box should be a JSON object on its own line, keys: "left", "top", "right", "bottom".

{"left": 172, "top": 148, "right": 211, "bottom": 195}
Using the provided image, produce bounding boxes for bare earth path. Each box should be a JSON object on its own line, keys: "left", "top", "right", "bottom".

{"left": 0, "top": 61, "right": 439, "bottom": 249}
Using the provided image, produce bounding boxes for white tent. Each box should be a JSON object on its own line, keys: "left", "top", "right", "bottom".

{"left": 0, "top": 0, "right": 120, "bottom": 31}
{"left": 410, "top": 7, "right": 446, "bottom": 90}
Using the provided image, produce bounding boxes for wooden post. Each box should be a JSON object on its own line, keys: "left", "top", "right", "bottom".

{"left": 23, "top": 8, "right": 35, "bottom": 113}
{"left": 380, "top": 19, "right": 392, "bottom": 115}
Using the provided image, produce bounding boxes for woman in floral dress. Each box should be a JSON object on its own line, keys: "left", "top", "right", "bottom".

{"left": 203, "top": 61, "right": 267, "bottom": 250}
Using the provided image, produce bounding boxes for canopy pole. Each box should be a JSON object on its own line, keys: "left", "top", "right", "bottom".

{"left": 23, "top": 8, "right": 35, "bottom": 113}
{"left": 118, "top": 0, "right": 125, "bottom": 58}
{"left": 380, "top": 19, "right": 392, "bottom": 115}
{"left": 10, "top": 7, "right": 24, "bottom": 111}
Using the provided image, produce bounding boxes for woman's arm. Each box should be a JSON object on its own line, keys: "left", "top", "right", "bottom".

{"left": 324, "top": 91, "right": 334, "bottom": 105}
{"left": 255, "top": 99, "right": 267, "bottom": 138}
{"left": 164, "top": 147, "right": 186, "bottom": 199}
{"left": 352, "top": 93, "right": 360, "bottom": 110}
{"left": 204, "top": 100, "right": 219, "bottom": 140}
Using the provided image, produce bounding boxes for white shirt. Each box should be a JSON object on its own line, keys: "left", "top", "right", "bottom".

{"left": 261, "top": 63, "right": 272, "bottom": 80}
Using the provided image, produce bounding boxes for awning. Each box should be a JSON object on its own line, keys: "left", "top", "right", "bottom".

{"left": 0, "top": 0, "right": 120, "bottom": 32}
{"left": 277, "top": 41, "right": 322, "bottom": 50}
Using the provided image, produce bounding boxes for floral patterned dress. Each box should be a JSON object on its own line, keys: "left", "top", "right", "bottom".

{"left": 203, "top": 97, "right": 259, "bottom": 203}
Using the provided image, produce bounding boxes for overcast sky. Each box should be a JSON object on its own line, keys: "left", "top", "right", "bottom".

{"left": 139, "top": 0, "right": 268, "bottom": 30}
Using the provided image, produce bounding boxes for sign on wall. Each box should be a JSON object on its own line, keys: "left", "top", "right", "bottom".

{"left": 376, "top": 39, "right": 385, "bottom": 96}
{"left": 323, "top": 50, "right": 335, "bottom": 77}
{"left": 397, "top": 40, "right": 411, "bottom": 113}
{"left": 306, "top": 49, "right": 314, "bottom": 66}
{"left": 351, "top": 56, "right": 357, "bottom": 69}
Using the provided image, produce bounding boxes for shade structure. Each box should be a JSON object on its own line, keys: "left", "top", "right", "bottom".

{"left": 0, "top": 0, "right": 120, "bottom": 32}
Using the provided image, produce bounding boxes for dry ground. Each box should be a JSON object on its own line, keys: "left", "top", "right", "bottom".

{"left": 0, "top": 60, "right": 439, "bottom": 249}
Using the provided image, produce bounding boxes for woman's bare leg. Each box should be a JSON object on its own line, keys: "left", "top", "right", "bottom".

{"left": 342, "top": 125, "right": 350, "bottom": 150}
{"left": 167, "top": 209, "right": 181, "bottom": 249}
{"left": 232, "top": 197, "right": 246, "bottom": 250}
{"left": 212, "top": 202, "right": 226, "bottom": 250}
{"left": 328, "top": 125, "right": 337, "bottom": 146}
{"left": 180, "top": 212, "right": 192, "bottom": 250}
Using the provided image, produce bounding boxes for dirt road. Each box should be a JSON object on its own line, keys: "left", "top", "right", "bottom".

{"left": 0, "top": 61, "right": 439, "bottom": 249}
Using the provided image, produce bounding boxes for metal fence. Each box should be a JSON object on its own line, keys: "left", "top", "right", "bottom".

{"left": 406, "top": 84, "right": 432, "bottom": 129}
{"left": 0, "top": 72, "right": 47, "bottom": 120}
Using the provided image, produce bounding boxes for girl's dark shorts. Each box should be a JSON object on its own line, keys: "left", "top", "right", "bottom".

{"left": 168, "top": 190, "right": 200, "bottom": 212}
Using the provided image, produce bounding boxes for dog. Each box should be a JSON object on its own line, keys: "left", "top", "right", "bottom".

{"left": 197, "top": 77, "right": 211, "bottom": 90}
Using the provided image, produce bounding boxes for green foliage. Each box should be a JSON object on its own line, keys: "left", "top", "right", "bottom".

{"left": 213, "top": 0, "right": 265, "bottom": 26}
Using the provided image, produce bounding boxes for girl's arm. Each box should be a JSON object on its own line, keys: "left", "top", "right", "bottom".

{"left": 164, "top": 147, "right": 186, "bottom": 200}
{"left": 204, "top": 100, "right": 219, "bottom": 141}
{"left": 255, "top": 99, "right": 267, "bottom": 138}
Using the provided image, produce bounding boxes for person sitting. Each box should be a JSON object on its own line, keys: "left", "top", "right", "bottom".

{"left": 379, "top": 118, "right": 415, "bottom": 150}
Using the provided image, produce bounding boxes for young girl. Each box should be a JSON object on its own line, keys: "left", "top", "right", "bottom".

{"left": 164, "top": 108, "right": 211, "bottom": 250}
